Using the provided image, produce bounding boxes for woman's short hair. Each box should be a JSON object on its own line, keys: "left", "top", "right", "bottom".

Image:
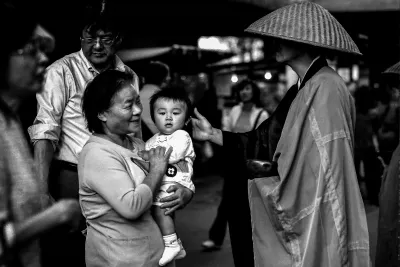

{"left": 233, "top": 78, "right": 262, "bottom": 107}
{"left": 82, "top": 70, "right": 134, "bottom": 134}
{"left": 149, "top": 85, "right": 192, "bottom": 123}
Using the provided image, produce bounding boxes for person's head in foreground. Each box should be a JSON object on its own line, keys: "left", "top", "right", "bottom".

{"left": 150, "top": 86, "right": 193, "bottom": 135}
{"left": 1, "top": 2, "right": 54, "bottom": 103}
{"left": 82, "top": 70, "right": 141, "bottom": 137}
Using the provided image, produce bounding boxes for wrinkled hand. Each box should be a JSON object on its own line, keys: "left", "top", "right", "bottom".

{"left": 138, "top": 146, "right": 173, "bottom": 175}
{"left": 159, "top": 184, "right": 193, "bottom": 215}
{"left": 191, "top": 108, "right": 214, "bottom": 142}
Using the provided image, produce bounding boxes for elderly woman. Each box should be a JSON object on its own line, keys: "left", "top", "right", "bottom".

{"left": 192, "top": 2, "right": 370, "bottom": 267}
{"left": 79, "top": 69, "right": 180, "bottom": 267}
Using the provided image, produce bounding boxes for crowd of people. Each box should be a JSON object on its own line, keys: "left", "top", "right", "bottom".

{"left": 1, "top": 0, "right": 400, "bottom": 267}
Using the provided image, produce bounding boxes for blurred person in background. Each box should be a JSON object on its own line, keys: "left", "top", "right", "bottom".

{"left": 370, "top": 85, "right": 400, "bottom": 164}
{"left": 191, "top": 2, "right": 370, "bottom": 266}
{"left": 376, "top": 60, "right": 400, "bottom": 267}
{"left": 140, "top": 61, "right": 171, "bottom": 141}
{"left": 353, "top": 86, "right": 385, "bottom": 205}
{"left": 201, "top": 78, "right": 268, "bottom": 265}
{"left": 0, "top": 2, "right": 80, "bottom": 266}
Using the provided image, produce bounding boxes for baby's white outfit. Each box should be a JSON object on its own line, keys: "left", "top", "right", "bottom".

{"left": 145, "top": 130, "right": 195, "bottom": 205}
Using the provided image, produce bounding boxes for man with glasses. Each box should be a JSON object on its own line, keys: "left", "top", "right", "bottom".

{"left": 28, "top": 5, "right": 127, "bottom": 267}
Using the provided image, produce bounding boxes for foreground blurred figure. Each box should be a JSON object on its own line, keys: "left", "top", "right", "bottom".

{"left": 0, "top": 3, "right": 80, "bottom": 267}
{"left": 191, "top": 1, "right": 370, "bottom": 266}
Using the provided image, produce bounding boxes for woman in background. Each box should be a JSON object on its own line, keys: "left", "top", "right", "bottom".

{"left": 202, "top": 79, "right": 268, "bottom": 267}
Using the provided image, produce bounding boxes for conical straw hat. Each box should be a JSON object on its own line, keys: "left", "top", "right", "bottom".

{"left": 245, "top": 1, "right": 361, "bottom": 56}
{"left": 383, "top": 61, "right": 400, "bottom": 75}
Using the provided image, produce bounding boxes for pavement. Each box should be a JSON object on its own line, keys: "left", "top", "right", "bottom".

{"left": 175, "top": 173, "right": 380, "bottom": 267}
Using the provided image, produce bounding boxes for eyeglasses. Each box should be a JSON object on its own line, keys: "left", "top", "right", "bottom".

{"left": 14, "top": 43, "right": 37, "bottom": 57}
{"left": 13, "top": 37, "right": 53, "bottom": 58}
{"left": 81, "top": 35, "right": 118, "bottom": 47}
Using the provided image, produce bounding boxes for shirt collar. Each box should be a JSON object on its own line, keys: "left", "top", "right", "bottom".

{"left": 298, "top": 56, "right": 328, "bottom": 90}
{"left": 298, "top": 56, "right": 320, "bottom": 88}
{"left": 79, "top": 49, "right": 126, "bottom": 74}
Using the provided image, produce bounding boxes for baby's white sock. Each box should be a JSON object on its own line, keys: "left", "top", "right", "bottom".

{"left": 159, "top": 233, "right": 181, "bottom": 266}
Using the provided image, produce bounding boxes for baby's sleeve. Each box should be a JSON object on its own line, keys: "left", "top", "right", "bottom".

{"left": 168, "top": 130, "right": 195, "bottom": 192}
{"left": 169, "top": 130, "right": 195, "bottom": 163}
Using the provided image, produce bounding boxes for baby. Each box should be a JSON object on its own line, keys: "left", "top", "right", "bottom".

{"left": 145, "top": 86, "right": 195, "bottom": 266}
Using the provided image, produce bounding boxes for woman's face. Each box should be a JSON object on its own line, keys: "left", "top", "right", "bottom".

{"left": 101, "top": 83, "right": 142, "bottom": 135}
{"left": 239, "top": 84, "right": 254, "bottom": 103}
{"left": 7, "top": 25, "right": 53, "bottom": 97}
{"left": 153, "top": 98, "right": 187, "bottom": 135}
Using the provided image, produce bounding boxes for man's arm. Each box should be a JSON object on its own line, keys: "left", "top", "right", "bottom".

{"left": 29, "top": 64, "right": 70, "bottom": 196}
{"left": 33, "top": 140, "right": 54, "bottom": 195}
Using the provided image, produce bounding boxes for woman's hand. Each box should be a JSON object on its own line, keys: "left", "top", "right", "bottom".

{"left": 191, "top": 108, "right": 214, "bottom": 142}
{"left": 141, "top": 146, "right": 173, "bottom": 176}
{"left": 159, "top": 184, "right": 194, "bottom": 215}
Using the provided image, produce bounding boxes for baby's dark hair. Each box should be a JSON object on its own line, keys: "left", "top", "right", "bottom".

{"left": 149, "top": 85, "right": 193, "bottom": 123}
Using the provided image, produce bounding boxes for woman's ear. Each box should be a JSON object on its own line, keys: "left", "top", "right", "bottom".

{"left": 98, "top": 112, "right": 107, "bottom": 122}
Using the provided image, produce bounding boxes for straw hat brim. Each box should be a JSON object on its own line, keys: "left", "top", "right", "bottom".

{"left": 245, "top": 29, "right": 362, "bottom": 56}
{"left": 244, "top": 1, "right": 362, "bottom": 56}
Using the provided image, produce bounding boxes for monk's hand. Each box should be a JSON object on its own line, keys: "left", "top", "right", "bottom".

{"left": 191, "top": 108, "right": 214, "bottom": 142}
{"left": 159, "top": 183, "right": 193, "bottom": 215}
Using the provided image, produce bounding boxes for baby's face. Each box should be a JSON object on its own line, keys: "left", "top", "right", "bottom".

{"left": 153, "top": 98, "right": 187, "bottom": 135}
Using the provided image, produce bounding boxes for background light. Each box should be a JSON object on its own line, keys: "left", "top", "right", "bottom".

{"left": 231, "top": 74, "right": 238, "bottom": 83}
{"left": 264, "top": 71, "right": 272, "bottom": 80}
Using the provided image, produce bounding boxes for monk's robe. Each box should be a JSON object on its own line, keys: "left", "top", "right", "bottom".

{"left": 223, "top": 58, "right": 370, "bottom": 267}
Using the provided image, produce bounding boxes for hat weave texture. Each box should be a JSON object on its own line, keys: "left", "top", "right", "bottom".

{"left": 245, "top": 1, "right": 361, "bottom": 56}
{"left": 383, "top": 61, "right": 400, "bottom": 75}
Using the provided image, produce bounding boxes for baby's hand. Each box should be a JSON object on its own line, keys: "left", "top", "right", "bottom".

{"left": 138, "top": 149, "right": 150, "bottom": 161}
